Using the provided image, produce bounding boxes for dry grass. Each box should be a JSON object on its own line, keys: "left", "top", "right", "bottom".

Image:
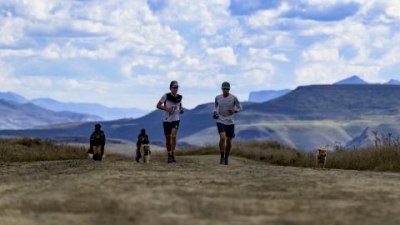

{"left": 0, "top": 137, "right": 87, "bottom": 162}
{"left": 3, "top": 137, "right": 400, "bottom": 172}
{"left": 178, "top": 140, "right": 400, "bottom": 172}
{"left": 326, "top": 145, "right": 400, "bottom": 171}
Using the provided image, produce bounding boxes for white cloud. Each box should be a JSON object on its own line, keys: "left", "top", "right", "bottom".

{"left": 302, "top": 44, "right": 339, "bottom": 62}
{"left": 295, "top": 63, "right": 381, "bottom": 86}
{"left": 0, "top": 62, "right": 16, "bottom": 88}
{"left": 242, "top": 70, "right": 273, "bottom": 85}
{"left": 126, "top": 74, "right": 166, "bottom": 87}
{"left": 227, "top": 27, "right": 244, "bottom": 45}
{"left": 245, "top": 2, "right": 290, "bottom": 29}
{"left": 21, "top": 76, "right": 53, "bottom": 88}
{"left": 0, "top": 17, "right": 25, "bottom": 45}
{"left": 384, "top": 1, "right": 400, "bottom": 19}
{"left": 0, "top": 0, "right": 399, "bottom": 110}
{"left": 183, "top": 56, "right": 200, "bottom": 67}
{"left": 0, "top": 0, "right": 186, "bottom": 61}
{"left": 302, "top": 0, "right": 359, "bottom": 6}
{"left": 206, "top": 47, "right": 237, "bottom": 65}
{"left": 0, "top": 49, "right": 34, "bottom": 57}
{"left": 379, "top": 34, "right": 400, "bottom": 66}
{"left": 157, "top": 0, "right": 235, "bottom": 36}
{"left": 249, "top": 48, "right": 290, "bottom": 62}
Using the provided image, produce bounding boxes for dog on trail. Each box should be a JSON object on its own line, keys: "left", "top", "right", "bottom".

{"left": 316, "top": 148, "right": 327, "bottom": 168}
{"left": 140, "top": 144, "right": 151, "bottom": 164}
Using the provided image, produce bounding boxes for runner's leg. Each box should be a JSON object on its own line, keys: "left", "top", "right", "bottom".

{"left": 219, "top": 132, "right": 226, "bottom": 164}
{"left": 224, "top": 124, "right": 235, "bottom": 165}
{"left": 171, "top": 128, "right": 177, "bottom": 162}
{"left": 225, "top": 137, "right": 232, "bottom": 165}
{"left": 163, "top": 122, "right": 173, "bottom": 162}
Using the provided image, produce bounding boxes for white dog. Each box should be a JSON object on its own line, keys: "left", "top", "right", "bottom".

{"left": 141, "top": 144, "right": 151, "bottom": 163}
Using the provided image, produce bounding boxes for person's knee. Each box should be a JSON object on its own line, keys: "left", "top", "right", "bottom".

{"left": 171, "top": 129, "right": 177, "bottom": 138}
{"left": 220, "top": 136, "right": 226, "bottom": 142}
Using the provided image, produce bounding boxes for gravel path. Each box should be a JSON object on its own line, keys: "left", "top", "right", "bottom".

{"left": 1, "top": 155, "right": 400, "bottom": 225}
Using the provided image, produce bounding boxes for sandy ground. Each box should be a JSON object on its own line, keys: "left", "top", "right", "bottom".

{"left": 1, "top": 154, "right": 400, "bottom": 225}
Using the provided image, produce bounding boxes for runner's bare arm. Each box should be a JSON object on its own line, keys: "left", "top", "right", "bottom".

{"left": 213, "top": 97, "right": 219, "bottom": 118}
{"left": 156, "top": 101, "right": 173, "bottom": 113}
{"left": 179, "top": 102, "right": 184, "bottom": 114}
{"left": 234, "top": 96, "right": 242, "bottom": 113}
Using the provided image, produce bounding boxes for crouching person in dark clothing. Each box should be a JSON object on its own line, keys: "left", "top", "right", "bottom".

{"left": 136, "top": 128, "right": 149, "bottom": 162}
{"left": 90, "top": 123, "right": 106, "bottom": 161}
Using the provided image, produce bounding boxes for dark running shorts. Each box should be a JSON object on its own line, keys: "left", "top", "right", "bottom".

{"left": 163, "top": 121, "right": 180, "bottom": 135}
{"left": 216, "top": 123, "right": 235, "bottom": 138}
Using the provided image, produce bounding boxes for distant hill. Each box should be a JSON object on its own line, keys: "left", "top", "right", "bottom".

{"left": 0, "top": 91, "right": 149, "bottom": 120}
{"left": 2, "top": 84, "right": 400, "bottom": 150}
{"left": 0, "top": 92, "right": 29, "bottom": 103}
{"left": 385, "top": 79, "right": 400, "bottom": 85}
{"left": 244, "top": 84, "right": 400, "bottom": 119}
{"left": 248, "top": 89, "right": 291, "bottom": 102}
{"left": 0, "top": 100, "right": 102, "bottom": 129}
{"left": 334, "top": 75, "right": 368, "bottom": 85}
{"left": 31, "top": 98, "right": 149, "bottom": 120}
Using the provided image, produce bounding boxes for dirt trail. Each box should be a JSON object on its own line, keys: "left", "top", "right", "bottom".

{"left": 1, "top": 155, "right": 400, "bottom": 225}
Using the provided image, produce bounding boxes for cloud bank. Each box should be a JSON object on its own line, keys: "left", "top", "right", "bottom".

{"left": 0, "top": 0, "right": 399, "bottom": 109}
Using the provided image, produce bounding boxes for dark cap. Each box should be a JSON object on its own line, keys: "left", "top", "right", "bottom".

{"left": 140, "top": 128, "right": 146, "bottom": 134}
{"left": 95, "top": 123, "right": 101, "bottom": 129}
{"left": 221, "top": 81, "right": 230, "bottom": 90}
{"left": 170, "top": 80, "right": 179, "bottom": 89}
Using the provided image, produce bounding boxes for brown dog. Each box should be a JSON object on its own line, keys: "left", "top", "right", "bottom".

{"left": 316, "top": 148, "right": 327, "bottom": 168}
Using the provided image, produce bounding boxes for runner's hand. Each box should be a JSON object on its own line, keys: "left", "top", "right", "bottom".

{"left": 213, "top": 112, "right": 219, "bottom": 119}
{"left": 180, "top": 109, "right": 184, "bottom": 114}
{"left": 165, "top": 107, "right": 174, "bottom": 114}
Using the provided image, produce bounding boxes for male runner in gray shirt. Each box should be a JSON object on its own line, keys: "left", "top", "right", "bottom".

{"left": 156, "top": 80, "right": 184, "bottom": 163}
{"left": 213, "top": 81, "right": 242, "bottom": 165}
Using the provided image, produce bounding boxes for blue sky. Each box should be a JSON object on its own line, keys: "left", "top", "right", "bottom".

{"left": 0, "top": 0, "right": 399, "bottom": 110}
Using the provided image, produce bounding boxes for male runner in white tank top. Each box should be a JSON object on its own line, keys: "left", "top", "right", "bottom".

{"left": 156, "top": 80, "right": 184, "bottom": 163}
{"left": 213, "top": 81, "right": 242, "bottom": 165}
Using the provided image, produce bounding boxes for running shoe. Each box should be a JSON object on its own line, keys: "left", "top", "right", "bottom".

{"left": 167, "top": 154, "right": 173, "bottom": 163}
{"left": 171, "top": 154, "right": 177, "bottom": 163}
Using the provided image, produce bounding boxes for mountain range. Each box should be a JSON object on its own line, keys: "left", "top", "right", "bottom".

{"left": 0, "top": 92, "right": 149, "bottom": 121}
{"left": 2, "top": 82, "right": 400, "bottom": 150}
{"left": 0, "top": 99, "right": 101, "bottom": 129}
{"left": 31, "top": 98, "right": 149, "bottom": 121}
{"left": 248, "top": 75, "right": 400, "bottom": 102}
{"left": 248, "top": 89, "right": 291, "bottom": 103}
{"left": 1, "top": 75, "right": 400, "bottom": 150}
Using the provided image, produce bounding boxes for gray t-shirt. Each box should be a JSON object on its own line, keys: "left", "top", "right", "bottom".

{"left": 214, "top": 94, "right": 242, "bottom": 125}
{"left": 159, "top": 93, "right": 183, "bottom": 122}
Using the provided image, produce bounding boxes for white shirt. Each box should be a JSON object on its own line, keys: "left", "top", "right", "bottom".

{"left": 159, "top": 93, "right": 183, "bottom": 122}
{"left": 214, "top": 94, "right": 242, "bottom": 125}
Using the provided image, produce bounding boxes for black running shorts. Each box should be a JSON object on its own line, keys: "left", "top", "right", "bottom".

{"left": 216, "top": 122, "right": 235, "bottom": 138}
{"left": 163, "top": 120, "right": 180, "bottom": 135}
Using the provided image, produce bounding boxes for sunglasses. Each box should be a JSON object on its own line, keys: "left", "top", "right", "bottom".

{"left": 172, "top": 86, "right": 179, "bottom": 89}
{"left": 222, "top": 88, "right": 230, "bottom": 91}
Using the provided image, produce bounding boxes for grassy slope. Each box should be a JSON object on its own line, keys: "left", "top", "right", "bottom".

{"left": 248, "top": 85, "right": 400, "bottom": 118}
